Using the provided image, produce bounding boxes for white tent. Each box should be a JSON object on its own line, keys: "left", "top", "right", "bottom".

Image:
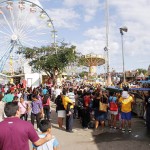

{"left": 137, "top": 72, "right": 145, "bottom": 79}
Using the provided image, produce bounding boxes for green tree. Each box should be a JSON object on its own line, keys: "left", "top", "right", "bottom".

{"left": 78, "top": 71, "right": 88, "bottom": 78}
{"left": 19, "top": 43, "right": 80, "bottom": 78}
{"left": 136, "top": 68, "right": 147, "bottom": 75}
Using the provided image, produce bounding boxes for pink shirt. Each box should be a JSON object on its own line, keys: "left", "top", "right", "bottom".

{"left": 18, "top": 101, "right": 29, "bottom": 114}
{"left": 43, "top": 98, "right": 50, "bottom": 106}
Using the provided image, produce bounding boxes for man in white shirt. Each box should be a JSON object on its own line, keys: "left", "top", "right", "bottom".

{"left": 67, "top": 88, "right": 75, "bottom": 103}
{"left": 55, "top": 86, "right": 62, "bottom": 98}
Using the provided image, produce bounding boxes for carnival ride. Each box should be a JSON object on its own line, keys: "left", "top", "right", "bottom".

{"left": 82, "top": 54, "right": 105, "bottom": 77}
{"left": 0, "top": 0, "right": 56, "bottom": 74}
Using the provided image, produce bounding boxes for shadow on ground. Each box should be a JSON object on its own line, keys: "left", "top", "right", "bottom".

{"left": 50, "top": 103, "right": 150, "bottom": 150}
{"left": 92, "top": 118, "right": 150, "bottom": 150}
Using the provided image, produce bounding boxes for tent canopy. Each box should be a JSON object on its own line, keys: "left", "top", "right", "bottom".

{"left": 136, "top": 72, "right": 145, "bottom": 79}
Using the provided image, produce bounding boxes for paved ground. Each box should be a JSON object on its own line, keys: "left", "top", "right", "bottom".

{"left": 1, "top": 101, "right": 149, "bottom": 150}
{"left": 30, "top": 102, "right": 150, "bottom": 150}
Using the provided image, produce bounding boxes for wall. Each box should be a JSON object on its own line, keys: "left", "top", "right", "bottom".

{"left": 25, "top": 73, "right": 41, "bottom": 88}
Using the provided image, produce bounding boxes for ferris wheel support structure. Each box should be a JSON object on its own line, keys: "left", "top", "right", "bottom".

{"left": 0, "top": 0, "right": 57, "bottom": 73}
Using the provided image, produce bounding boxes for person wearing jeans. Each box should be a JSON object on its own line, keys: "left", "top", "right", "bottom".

{"left": 31, "top": 94, "right": 44, "bottom": 130}
{"left": 42, "top": 94, "right": 51, "bottom": 120}
{"left": 61, "top": 88, "right": 74, "bottom": 132}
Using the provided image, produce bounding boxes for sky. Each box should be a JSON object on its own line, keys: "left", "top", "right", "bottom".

{"left": 0, "top": 0, "right": 150, "bottom": 74}
{"left": 34, "top": 0, "right": 150, "bottom": 73}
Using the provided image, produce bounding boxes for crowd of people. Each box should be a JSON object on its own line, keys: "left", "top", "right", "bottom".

{"left": 0, "top": 82, "right": 150, "bottom": 149}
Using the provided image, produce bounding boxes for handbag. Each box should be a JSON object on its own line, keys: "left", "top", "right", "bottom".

{"left": 99, "top": 97, "right": 108, "bottom": 112}
{"left": 109, "top": 97, "right": 118, "bottom": 111}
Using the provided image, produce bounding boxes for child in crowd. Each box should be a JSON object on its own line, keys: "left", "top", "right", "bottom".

{"left": 33, "top": 120, "right": 59, "bottom": 150}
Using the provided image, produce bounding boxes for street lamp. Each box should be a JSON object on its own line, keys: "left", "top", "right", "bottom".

{"left": 120, "top": 26, "right": 128, "bottom": 83}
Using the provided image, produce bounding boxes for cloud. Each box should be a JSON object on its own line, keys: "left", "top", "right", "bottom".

{"left": 63, "top": 0, "right": 100, "bottom": 21}
{"left": 29, "top": 0, "right": 43, "bottom": 8}
{"left": 83, "top": 26, "right": 105, "bottom": 40}
{"left": 76, "top": 26, "right": 119, "bottom": 56}
{"left": 109, "top": 0, "right": 150, "bottom": 69}
{"left": 75, "top": 0, "right": 150, "bottom": 71}
{"left": 46, "top": 8, "right": 80, "bottom": 29}
{"left": 82, "top": 27, "right": 119, "bottom": 56}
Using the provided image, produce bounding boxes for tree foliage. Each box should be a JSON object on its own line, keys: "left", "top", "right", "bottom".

{"left": 136, "top": 68, "right": 147, "bottom": 75}
{"left": 19, "top": 43, "right": 81, "bottom": 77}
{"left": 78, "top": 71, "right": 88, "bottom": 78}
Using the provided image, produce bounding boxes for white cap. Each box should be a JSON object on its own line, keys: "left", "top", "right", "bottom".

{"left": 122, "top": 91, "right": 129, "bottom": 99}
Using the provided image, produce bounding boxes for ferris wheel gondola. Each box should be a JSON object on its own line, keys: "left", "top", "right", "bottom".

{"left": 0, "top": 0, "right": 56, "bottom": 73}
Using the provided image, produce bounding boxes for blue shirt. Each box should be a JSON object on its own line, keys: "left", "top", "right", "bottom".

{"left": 42, "top": 89, "right": 48, "bottom": 95}
{"left": 31, "top": 100, "right": 43, "bottom": 114}
{"left": 2, "top": 93, "right": 14, "bottom": 103}
{"left": 33, "top": 134, "right": 59, "bottom": 150}
{"left": 109, "top": 96, "right": 117, "bottom": 103}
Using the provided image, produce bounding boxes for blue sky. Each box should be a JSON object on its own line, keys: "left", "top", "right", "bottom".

{"left": 0, "top": 0, "right": 149, "bottom": 74}
{"left": 34, "top": 0, "right": 150, "bottom": 73}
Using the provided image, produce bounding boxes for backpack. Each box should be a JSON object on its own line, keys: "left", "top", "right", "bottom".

{"left": 109, "top": 97, "right": 118, "bottom": 111}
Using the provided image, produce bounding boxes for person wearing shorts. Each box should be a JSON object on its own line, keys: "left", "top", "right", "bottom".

{"left": 119, "top": 90, "right": 134, "bottom": 133}
{"left": 55, "top": 95, "right": 66, "bottom": 129}
{"left": 109, "top": 93, "right": 118, "bottom": 129}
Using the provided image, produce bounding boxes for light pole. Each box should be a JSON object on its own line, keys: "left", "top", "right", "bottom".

{"left": 104, "top": 0, "right": 112, "bottom": 86}
{"left": 120, "top": 26, "right": 128, "bottom": 83}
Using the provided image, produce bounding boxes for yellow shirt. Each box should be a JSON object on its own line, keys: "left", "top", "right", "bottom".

{"left": 61, "top": 95, "right": 74, "bottom": 110}
{"left": 119, "top": 96, "right": 134, "bottom": 113}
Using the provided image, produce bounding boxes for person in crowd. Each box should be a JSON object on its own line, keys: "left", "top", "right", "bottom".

{"left": 51, "top": 86, "right": 55, "bottom": 102}
{"left": 12, "top": 96, "right": 19, "bottom": 102}
{"left": 4, "top": 85, "right": 8, "bottom": 94}
{"left": 42, "top": 86, "right": 48, "bottom": 95}
{"left": 0, "top": 92, "right": 4, "bottom": 121}
{"left": 67, "top": 88, "right": 76, "bottom": 118}
{"left": 55, "top": 95, "right": 66, "bottom": 129}
{"left": 27, "top": 87, "right": 33, "bottom": 101}
{"left": 42, "top": 94, "right": 51, "bottom": 120}
{"left": 23, "top": 90, "right": 29, "bottom": 101}
{"left": 92, "top": 90, "right": 108, "bottom": 134}
{"left": 81, "top": 92, "right": 91, "bottom": 128}
{"left": 2, "top": 89, "right": 14, "bottom": 103}
{"left": 76, "top": 90, "right": 84, "bottom": 119}
{"left": 61, "top": 88, "right": 74, "bottom": 132}
{"left": 119, "top": 87, "right": 134, "bottom": 133}
{"left": 116, "top": 92, "right": 122, "bottom": 129}
{"left": 17, "top": 90, "right": 22, "bottom": 99}
{"left": 32, "top": 120, "right": 59, "bottom": 150}
{"left": 67, "top": 88, "right": 75, "bottom": 103}
{"left": 144, "top": 91, "right": 150, "bottom": 130}
{"left": 0, "top": 102, "right": 52, "bottom": 150}
{"left": 54, "top": 86, "right": 62, "bottom": 100}
{"left": 36, "top": 90, "right": 42, "bottom": 101}
{"left": 31, "top": 94, "right": 44, "bottom": 130}
{"left": 108, "top": 92, "right": 118, "bottom": 129}
{"left": 18, "top": 96, "right": 30, "bottom": 121}
{"left": 73, "top": 89, "right": 79, "bottom": 119}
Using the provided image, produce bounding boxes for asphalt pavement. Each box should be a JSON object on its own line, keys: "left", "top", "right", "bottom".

{"left": 30, "top": 102, "right": 150, "bottom": 150}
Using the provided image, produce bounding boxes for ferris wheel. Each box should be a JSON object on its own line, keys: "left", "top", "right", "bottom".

{"left": 0, "top": 0, "right": 56, "bottom": 73}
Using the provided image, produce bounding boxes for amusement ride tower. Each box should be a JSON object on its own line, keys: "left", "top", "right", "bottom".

{"left": 82, "top": 54, "right": 105, "bottom": 77}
